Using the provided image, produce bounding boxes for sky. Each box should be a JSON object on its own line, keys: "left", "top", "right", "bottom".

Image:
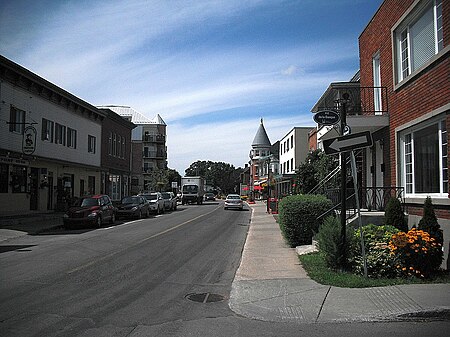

{"left": 0, "top": 0, "right": 383, "bottom": 174}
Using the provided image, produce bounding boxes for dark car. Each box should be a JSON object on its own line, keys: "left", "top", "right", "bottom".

{"left": 204, "top": 192, "right": 215, "bottom": 201}
{"left": 116, "top": 195, "right": 150, "bottom": 219}
{"left": 63, "top": 194, "right": 116, "bottom": 228}
{"left": 161, "top": 192, "right": 177, "bottom": 211}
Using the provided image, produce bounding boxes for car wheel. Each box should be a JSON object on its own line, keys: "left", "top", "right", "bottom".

{"left": 110, "top": 213, "right": 116, "bottom": 224}
{"left": 96, "top": 216, "right": 102, "bottom": 228}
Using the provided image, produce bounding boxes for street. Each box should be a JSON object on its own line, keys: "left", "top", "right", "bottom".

{"left": 1, "top": 202, "right": 449, "bottom": 336}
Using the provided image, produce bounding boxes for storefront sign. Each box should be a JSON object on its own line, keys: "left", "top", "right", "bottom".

{"left": 0, "top": 156, "right": 29, "bottom": 166}
{"left": 22, "top": 126, "right": 37, "bottom": 155}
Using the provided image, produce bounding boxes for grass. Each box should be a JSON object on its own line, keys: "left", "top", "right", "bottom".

{"left": 299, "top": 252, "right": 450, "bottom": 288}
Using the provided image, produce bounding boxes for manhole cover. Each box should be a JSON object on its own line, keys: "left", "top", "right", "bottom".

{"left": 185, "top": 293, "right": 225, "bottom": 303}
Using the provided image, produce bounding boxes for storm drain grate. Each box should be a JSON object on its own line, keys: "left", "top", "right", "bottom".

{"left": 185, "top": 293, "right": 225, "bottom": 303}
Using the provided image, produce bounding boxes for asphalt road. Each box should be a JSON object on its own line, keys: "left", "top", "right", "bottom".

{"left": 1, "top": 202, "right": 449, "bottom": 336}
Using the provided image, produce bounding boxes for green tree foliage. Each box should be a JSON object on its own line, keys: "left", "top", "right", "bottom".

{"left": 185, "top": 160, "right": 243, "bottom": 194}
{"left": 384, "top": 197, "right": 408, "bottom": 232}
{"left": 294, "top": 149, "right": 338, "bottom": 194}
{"left": 145, "top": 168, "right": 181, "bottom": 192}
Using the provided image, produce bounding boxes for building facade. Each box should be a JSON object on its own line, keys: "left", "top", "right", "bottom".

{"left": 98, "top": 108, "right": 136, "bottom": 201}
{"left": 98, "top": 106, "right": 167, "bottom": 194}
{"left": 359, "top": 0, "right": 449, "bottom": 263}
{"left": 0, "top": 55, "right": 104, "bottom": 213}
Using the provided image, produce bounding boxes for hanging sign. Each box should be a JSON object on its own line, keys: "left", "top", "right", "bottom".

{"left": 22, "top": 126, "right": 37, "bottom": 155}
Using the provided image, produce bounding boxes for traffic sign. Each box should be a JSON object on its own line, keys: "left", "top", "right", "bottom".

{"left": 323, "top": 131, "right": 373, "bottom": 155}
{"left": 313, "top": 110, "right": 340, "bottom": 126}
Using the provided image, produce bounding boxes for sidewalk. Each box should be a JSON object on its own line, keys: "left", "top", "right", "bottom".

{"left": 229, "top": 201, "right": 450, "bottom": 323}
{"left": 0, "top": 211, "right": 63, "bottom": 242}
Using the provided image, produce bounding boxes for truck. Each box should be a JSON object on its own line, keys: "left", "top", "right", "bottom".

{"left": 181, "top": 176, "right": 206, "bottom": 205}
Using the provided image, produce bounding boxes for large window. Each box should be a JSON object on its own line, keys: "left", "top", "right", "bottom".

{"left": 372, "top": 52, "right": 382, "bottom": 113}
{"left": 0, "top": 164, "right": 8, "bottom": 193}
{"left": 400, "top": 118, "right": 447, "bottom": 195}
{"left": 9, "top": 106, "right": 25, "bottom": 134}
{"left": 11, "top": 165, "right": 27, "bottom": 193}
{"left": 88, "top": 135, "right": 96, "bottom": 154}
{"left": 394, "top": 0, "right": 443, "bottom": 84}
{"left": 55, "top": 123, "right": 66, "bottom": 145}
{"left": 67, "top": 128, "right": 77, "bottom": 148}
{"left": 41, "top": 118, "right": 54, "bottom": 142}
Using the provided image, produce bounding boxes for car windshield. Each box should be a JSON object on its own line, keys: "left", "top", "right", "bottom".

{"left": 77, "top": 198, "right": 99, "bottom": 207}
{"left": 227, "top": 195, "right": 240, "bottom": 200}
{"left": 144, "top": 194, "right": 157, "bottom": 201}
{"left": 161, "top": 193, "right": 170, "bottom": 199}
{"left": 182, "top": 185, "right": 198, "bottom": 193}
{"left": 122, "top": 197, "right": 139, "bottom": 204}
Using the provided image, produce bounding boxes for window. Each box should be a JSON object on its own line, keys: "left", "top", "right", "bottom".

{"left": 373, "top": 52, "right": 382, "bottom": 113}
{"left": 11, "top": 165, "right": 27, "bottom": 193}
{"left": 291, "top": 158, "right": 294, "bottom": 172}
{"left": 67, "top": 128, "right": 77, "bottom": 148}
{"left": 400, "top": 118, "right": 447, "bottom": 195}
{"left": 291, "top": 135, "right": 294, "bottom": 149}
{"left": 55, "top": 123, "right": 66, "bottom": 145}
{"left": 394, "top": 0, "right": 443, "bottom": 83}
{"left": 88, "top": 135, "right": 96, "bottom": 154}
{"left": 9, "top": 106, "right": 25, "bottom": 134}
{"left": 0, "top": 164, "right": 8, "bottom": 193}
{"left": 108, "top": 132, "right": 112, "bottom": 155}
{"left": 113, "top": 133, "right": 117, "bottom": 156}
{"left": 287, "top": 139, "right": 290, "bottom": 151}
{"left": 122, "top": 136, "right": 125, "bottom": 159}
{"left": 41, "top": 118, "right": 54, "bottom": 142}
{"left": 88, "top": 176, "right": 95, "bottom": 194}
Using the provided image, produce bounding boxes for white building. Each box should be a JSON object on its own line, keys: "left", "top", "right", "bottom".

{"left": 279, "top": 127, "right": 314, "bottom": 175}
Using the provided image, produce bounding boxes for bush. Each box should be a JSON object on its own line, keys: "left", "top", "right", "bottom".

{"left": 278, "top": 194, "right": 332, "bottom": 247}
{"left": 316, "top": 216, "right": 356, "bottom": 270}
{"left": 351, "top": 224, "right": 400, "bottom": 278}
{"left": 384, "top": 197, "right": 408, "bottom": 232}
{"left": 418, "top": 196, "right": 443, "bottom": 246}
{"left": 389, "top": 228, "right": 443, "bottom": 278}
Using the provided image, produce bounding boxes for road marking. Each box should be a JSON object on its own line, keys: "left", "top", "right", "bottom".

{"left": 66, "top": 204, "right": 221, "bottom": 275}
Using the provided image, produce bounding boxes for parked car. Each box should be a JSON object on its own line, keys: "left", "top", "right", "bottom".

{"left": 140, "top": 192, "right": 165, "bottom": 214}
{"left": 204, "top": 192, "right": 216, "bottom": 201}
{"left": 116, "top": 195, "right": 150, "bottom": 219}
{"left": 161, "top": 191, "right": 177, "bottom": 211}
{"left": 63, "top": 194, "right": 116, "bottom": 228}
{"left": 224, "top": 194, "right": 244, "bottom": 210}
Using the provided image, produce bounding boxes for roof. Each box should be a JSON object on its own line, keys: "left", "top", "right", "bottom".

{"left": 96, "top": 105, "right": 166, "bottom": 125}
{"left": 252, "top": 119, "right": 271, "bottom": 147}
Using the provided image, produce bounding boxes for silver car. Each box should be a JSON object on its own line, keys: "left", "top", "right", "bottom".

{"left": 224, "top": 194, "right": 244, "bottom": 210}
{"left": 140, "top": 192, "right": 165, "bottom": 214}
{"left": 161, "top": 192, "right": 177, "bottom": 211}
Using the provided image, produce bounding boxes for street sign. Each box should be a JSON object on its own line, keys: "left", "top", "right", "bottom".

{"left": 323, "top": 131, "right": 373, "bottom": 155}
{"left": 313, "top": 110, "right": 340, "bottom": 126}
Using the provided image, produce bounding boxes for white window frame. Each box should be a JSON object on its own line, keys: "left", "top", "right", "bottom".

{"left": 372, "top": 51, "right": 382, "bottom": 114}
{"left": 393, "top": 0, "right": 443, "bottom": 85}
{"left": 399, "top": 116, "right": 447, "bottom": 197}
{"left": 88, "top": 135, "right": 96, "bottom": 154}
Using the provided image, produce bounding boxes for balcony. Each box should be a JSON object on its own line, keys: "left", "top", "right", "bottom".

{"left": 143, "top": 134, "right": 165, "bottom": 143}
{"left": 143, "top": 151, "right": 167, "bottom": 159}
{"left": 311, "top": 83, "right": 389, "bottom": 140}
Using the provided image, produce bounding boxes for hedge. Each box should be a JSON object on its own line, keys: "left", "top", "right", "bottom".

{"left": 278, "top": 194, "right": 332, "bottom": 247}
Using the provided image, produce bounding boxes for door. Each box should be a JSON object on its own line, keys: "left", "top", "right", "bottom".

{"left": 47, "top": 174, "right": 54, "bottom": 210}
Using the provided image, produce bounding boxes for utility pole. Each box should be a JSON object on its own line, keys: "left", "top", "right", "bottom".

{"left": 339, "top": 94, "right": 348, "bottom": 269}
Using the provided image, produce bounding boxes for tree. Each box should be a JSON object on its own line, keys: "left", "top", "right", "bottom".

{"left": 294, "top": 149, "right": 338, "bottom": 194}
{"left": 185, "top": 160, "right": 243, "bottom": 194}
{"left": 418, "top": 196, "right": 443, "bottom": 245}
{"left": 384, "top": 197, "right": 408, "bottom": 232}
{"left": 145, "top": 168, "right": 181, "bottom": 192}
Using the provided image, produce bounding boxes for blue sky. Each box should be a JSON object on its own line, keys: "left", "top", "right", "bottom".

{"left": 0, "top": 0, "right": 383, "bottom": 174}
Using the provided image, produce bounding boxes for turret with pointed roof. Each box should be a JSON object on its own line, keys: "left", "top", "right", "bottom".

{"left": 252, "top": 118, "right": 271, "bottom": 148}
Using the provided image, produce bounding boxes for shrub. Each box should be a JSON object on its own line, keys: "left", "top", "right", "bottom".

{"left": 418, "top": 196, "right": 443, "bottom": 246}
{"left": 316, "top": 216, "right": 356, "bottom": 270}
{"left": 389, "top": 228, "right": 443, "bottom": 278}
{"left": 278, "top": 194, "right": 332, "bottom": 247}
{"left": 351, "top": 224, "right": 400, "bottom": 278}
{"left": 384, "top": 197, "right": 408, "bottom": 232}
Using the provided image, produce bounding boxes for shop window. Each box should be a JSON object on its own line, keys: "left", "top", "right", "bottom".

{"left": 11, "top": 165, "right": 27, "bottom": 193}
{"left": 0, "top": 164, "right": 8, "bottom": 193}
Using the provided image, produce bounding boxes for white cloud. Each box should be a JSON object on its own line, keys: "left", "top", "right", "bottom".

{"left": 281, "top": 65, "right": 298, "bottom": 76}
